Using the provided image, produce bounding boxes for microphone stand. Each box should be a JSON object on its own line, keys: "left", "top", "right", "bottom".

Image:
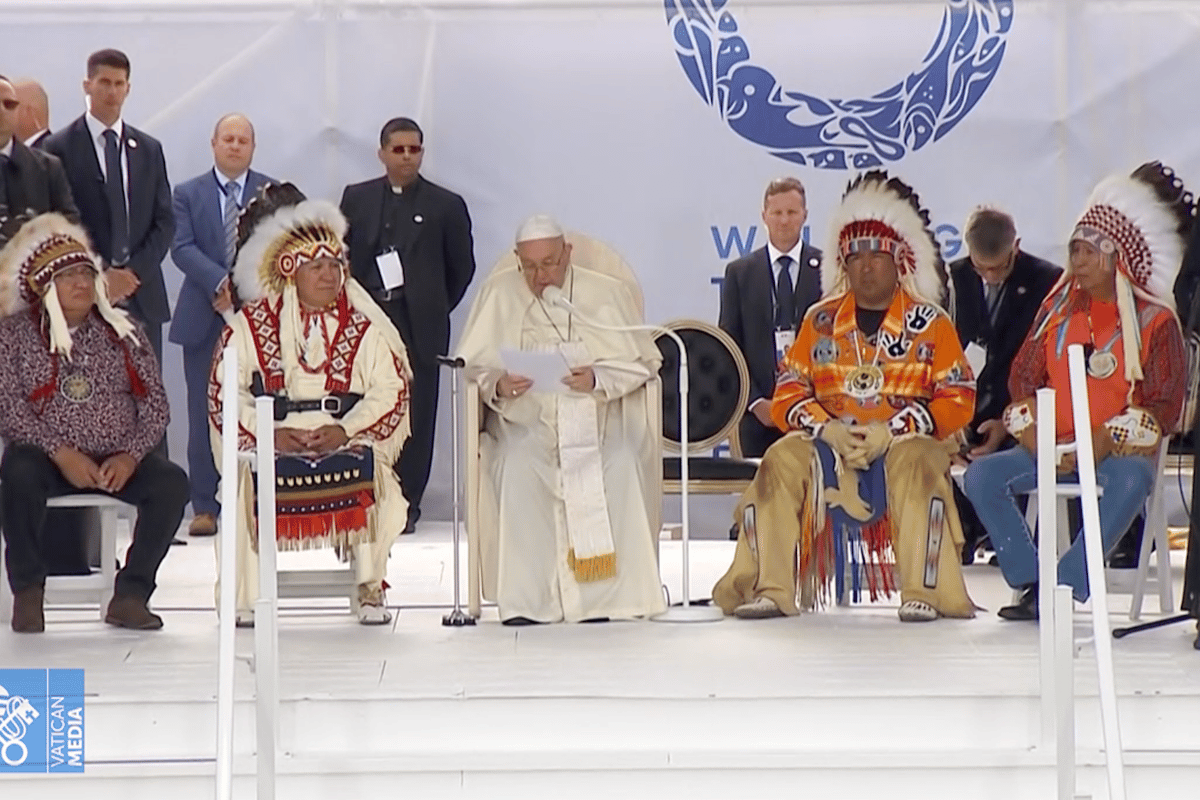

{"left": 543, "top": 288, "right": 721, "bottom": 623}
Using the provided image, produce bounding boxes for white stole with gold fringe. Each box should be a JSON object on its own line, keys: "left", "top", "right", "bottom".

{"left": 555, "top": 392, "right": 617, "bottom": 583}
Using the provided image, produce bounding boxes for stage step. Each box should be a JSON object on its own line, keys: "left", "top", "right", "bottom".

{"left": 4, "top": 667, "right": 1200, "bottom": 799}
{"left": 2, "top": 538, "right": 1194, "bottom": 800}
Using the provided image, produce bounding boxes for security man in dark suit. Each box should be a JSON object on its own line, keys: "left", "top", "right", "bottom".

{"left": 719, "top": 177, "right": 823, "bottom": 457}
{"left": 949, "top": 207, "right": 1060, "bottom": 560}
{"left": 0, "top": 76, "right": 78, "bottom": 221}
{"left": 339, "top": 117, "right": 476, "bottom": 533}
{"left": 42, "top": 49, "right": 175, "bottom": 364}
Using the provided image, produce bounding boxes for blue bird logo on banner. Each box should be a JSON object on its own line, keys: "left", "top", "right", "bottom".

{"left": 664, "top": 0, "right": 1014, "bottom": 169}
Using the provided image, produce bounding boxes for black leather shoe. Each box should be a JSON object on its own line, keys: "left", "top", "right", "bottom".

{"left": 12, "top": 585, "right": 45, "bottom": 633}
{"left": 501, "top": 616, "right": 541, "bottom": 626}
{"left": 998, "top": 585, "right": 1039, "bottom": 621}
{"left": 1107, "top": 530, "right": 1148, "bottom": 569}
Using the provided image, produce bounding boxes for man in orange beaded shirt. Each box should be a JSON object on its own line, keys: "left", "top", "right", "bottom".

{"left": 713, "top": 171, "right": 977, "bottom": 623}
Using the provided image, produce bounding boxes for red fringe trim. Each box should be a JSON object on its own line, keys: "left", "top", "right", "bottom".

{"left": 276, "top": 506, "right": 370, "bottom": 545}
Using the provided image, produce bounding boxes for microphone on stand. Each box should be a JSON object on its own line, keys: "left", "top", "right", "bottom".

{"left": 540, "top": 285, "right": 721, "bottom": 622}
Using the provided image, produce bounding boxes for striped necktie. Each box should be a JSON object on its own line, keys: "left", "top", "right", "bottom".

{"left": 223, "top": 180, "right": 240, "bottom": 268}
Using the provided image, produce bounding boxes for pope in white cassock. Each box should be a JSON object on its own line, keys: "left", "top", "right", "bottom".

{"left": 209, "top": 183, "right": 412, "bottom": 627}
{"left": 458, "top": 215, "right": 666, "bottom": 624}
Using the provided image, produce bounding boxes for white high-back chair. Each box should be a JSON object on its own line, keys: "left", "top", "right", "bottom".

{"left": 462, "top": 233, "right": 661, "bottom": 618}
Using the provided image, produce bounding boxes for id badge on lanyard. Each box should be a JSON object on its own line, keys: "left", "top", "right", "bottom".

{"left": 964, "top": 341, "right": 987, "bottom": 377}
{"left": 774, "top": 328, "right": 795, "bottom": 363}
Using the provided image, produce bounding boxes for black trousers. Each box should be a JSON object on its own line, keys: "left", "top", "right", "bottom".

{"left": 126, "top": 301, "right": 167, "bottom": 459}
{"left": 737, "top": 412, "right": 783, "bottom": 458}
{"left": 399, "top": 354, "right": 439, "bottom": 518}
{"left": 378, "top": 297, "right": 440, "bottom": 519}
{"left": 1, "top": 444, "right": 188, "bottom": 599}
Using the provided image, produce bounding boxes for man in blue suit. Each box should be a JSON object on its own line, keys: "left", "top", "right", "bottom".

{"left": 168, "top": 114, "right": 274, "bottom": 537}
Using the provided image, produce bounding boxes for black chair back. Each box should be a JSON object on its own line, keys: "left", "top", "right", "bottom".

{"left": 655, "top": 320, "right": 748, "bottom": 454}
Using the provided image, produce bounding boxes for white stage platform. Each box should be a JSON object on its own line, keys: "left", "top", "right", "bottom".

{"left": 2, "top": 521, "right": 1198, "bottom": 799}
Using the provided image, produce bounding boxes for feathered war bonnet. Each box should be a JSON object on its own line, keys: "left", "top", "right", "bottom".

{"left": 1035, "top": 161, "right": 1195, "bottom": 385}
{"left": 821, "top": 170, "right": 950, "bottom": 314}
{"left": 231, "top": 182, "right": 349, "bottom": 302}
{"left": 229, "top": 182, "right": 408, "bottom": 372}
{"left": 0, "top": 212, "right": 137, "bottom": 357}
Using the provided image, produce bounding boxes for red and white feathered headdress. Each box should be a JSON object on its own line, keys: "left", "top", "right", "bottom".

{"left": 1037, "top": 161, "right": 1195, "bottom": 384}
{"left": 231, "top": 182, "right": 349, "bottom": 302}
{"left": 229, "top": 182, "right": 408, "bottom": 374}
{"left": 821, "top": 171, "right": 949, "bottom": 314}
{"left": 0, "top": 213, "right": 137, "bottom": 357}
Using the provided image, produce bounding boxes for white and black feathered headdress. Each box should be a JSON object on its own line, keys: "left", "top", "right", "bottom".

{"left": 231, "top": 182, "right": 349, "bottom": 302}
{"left": 229, "top": 182, "right": 408, "bottom": 370}
{"left": 821, "top": 170, "right": 949, "bottom": 313}
{"left": 1037, "top": 161, "right": 1195, "bottom": 384}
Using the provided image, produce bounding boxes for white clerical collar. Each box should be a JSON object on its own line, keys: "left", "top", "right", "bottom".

{"left": 767, "top": 240, "right": 803, "bottom": 272}
{"left": 389, "top": 177, "right": 420, "bottom": 195}
{"left": 85, "top": 112, "right": 124, "bottom": 144}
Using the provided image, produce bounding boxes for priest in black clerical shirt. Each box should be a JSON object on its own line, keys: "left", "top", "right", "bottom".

{"left": 340, "top": 116, "right": 476, "bottom": 534}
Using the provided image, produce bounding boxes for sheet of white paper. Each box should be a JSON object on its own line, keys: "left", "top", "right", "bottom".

{"left": 375, "top": 250, "right": 405, "bottom": 289}
{"left": 501, "top": 348, "right": 570, "bottom": 393}
{"left": 964, "top": 342, "right": 987, "bottom": 377}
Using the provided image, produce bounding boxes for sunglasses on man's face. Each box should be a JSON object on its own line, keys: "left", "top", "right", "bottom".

{"left": 389, "top": 145, "right": 423, "bottom": 155}
{"left": 0, "top": 99, "right": 19, "bottom": 111}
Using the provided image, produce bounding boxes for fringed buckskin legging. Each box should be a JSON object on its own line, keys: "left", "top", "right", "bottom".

{"left": 713, "top": 435, "right": 975, "bottom": 618}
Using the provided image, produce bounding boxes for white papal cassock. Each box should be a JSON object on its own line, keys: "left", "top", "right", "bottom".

{"left": 458, "top": 263, "right": 666, "bottom": 622}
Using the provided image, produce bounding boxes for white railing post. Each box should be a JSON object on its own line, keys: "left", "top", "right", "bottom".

{"left": 1066, "top": 343, "right": 1126, "bottom": 800}
{"left": 253, "top": 395, "right": 279, "bottom": 800}
{"left": 215, "top": 345, "right": 238, "bottom": 800}
{"left": 1053, "top": 584, "right": 1076, "bottom": 800}
{"left": 1035, "top": 387, "right": 1059, "bottom": 748}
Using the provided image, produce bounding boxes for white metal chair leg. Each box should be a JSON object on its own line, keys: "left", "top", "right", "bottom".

{"left": 1129, "top": 442, "right": 1173, "bottom": 619}
{"left": 1054, "top": 584, "right": 1076, "bottom": 800}
{"left": 99, "top": 505, "right": 118, "bottom": 620}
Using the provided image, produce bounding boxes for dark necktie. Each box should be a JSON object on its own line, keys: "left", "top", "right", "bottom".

{"left": 0, "top": 153, "right": 10, "bottom": 215}
{"left": 774, "top": 255, "right": 795, "bottom": 329}
{"left": 223, "top": 180, "right": 241, "bottom": 268}
{"left": 984, "top": 282, "right": 1002, "bottom": 327}
{"left": 103, "top": 129, "right": 130, "bottom": 265}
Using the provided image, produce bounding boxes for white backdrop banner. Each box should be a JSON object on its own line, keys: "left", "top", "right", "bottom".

{"left": 3, "top": 0, "right": 1199, "bottom": 525}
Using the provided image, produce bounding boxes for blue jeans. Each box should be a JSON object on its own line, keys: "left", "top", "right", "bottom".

{"left": 962, "top": 446, "right": 1154, "bottom": 602}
